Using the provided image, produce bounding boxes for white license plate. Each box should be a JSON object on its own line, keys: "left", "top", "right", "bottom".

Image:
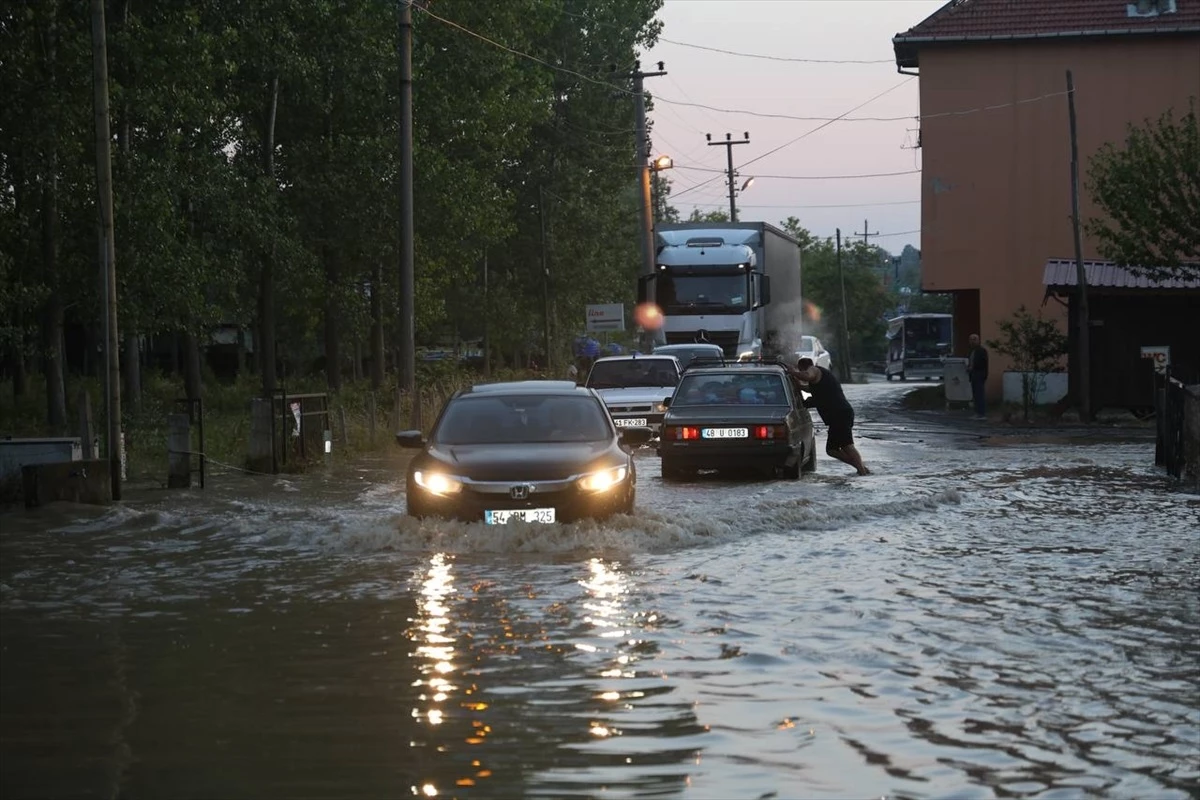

{"left": 485, "top": 508, "right": 556, "bottom": 525}
{"left": 702, "top": 427, "right": 748, "bottom": 439}
{"left": 614, "top": 417, "right": 648, "bottom": 427}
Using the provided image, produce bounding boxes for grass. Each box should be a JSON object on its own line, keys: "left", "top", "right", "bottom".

{"left": 0, "top": 363, "right": 544, "bottom": 487}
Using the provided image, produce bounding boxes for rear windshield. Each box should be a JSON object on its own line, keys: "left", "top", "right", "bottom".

{"left": 799, "top": 336, "right": 816, "bottom": 352}
{"left": 586, "top": 359, "right": 679, "bottom": 389}
{"left": 673, "top": 372, "right": 789, "bottom": 406}
{"left": 653, "top": 346, "right": 723, "bottom": 368}
{"left": 435, "top": 394, "right": 611, "bottom": 444}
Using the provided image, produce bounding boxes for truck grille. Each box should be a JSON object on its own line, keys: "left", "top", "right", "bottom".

{"left": 665, "top": 330, "right": 740, "bottom": 356}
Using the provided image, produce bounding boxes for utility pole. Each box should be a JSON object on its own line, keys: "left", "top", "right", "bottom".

{"left": 855, "top": 219, "right": 878, "bottom": 248}
{"left": 481, "top": 249, "right": 490, "bottom": 378}
{"left": 1067, "top": 70, "right": 1092, "bottom": 421}
{"left": 707, "top": 132, "right": 750, "bottom": 221}
{"left": 538, "top": 185, "right": 552, "bottom": 372}
{"left": 398, "top": 0, "right": 416, "bottom": 418}
{"left": 91, "top": 0, "right": 121, "bottom": 500}
{"left": 835, "top": 228, "right": 852, "bottom": 382}
{"left": 630, "top": 60, "right": 666, "bottom": 279}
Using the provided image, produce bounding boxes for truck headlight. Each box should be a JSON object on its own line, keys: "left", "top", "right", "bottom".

{"left": 414, "top": 470, "right": 463, "bottom": 496}
{"left": 738, "top": 350, "right": 755, "bottom": 361}
{"left": 577, "top": 466, "right": 628, "bottom": 493}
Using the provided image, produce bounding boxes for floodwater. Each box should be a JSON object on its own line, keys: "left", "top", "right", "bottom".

{"left": 2, "top": 382, "right": 1197, "bottom": 800}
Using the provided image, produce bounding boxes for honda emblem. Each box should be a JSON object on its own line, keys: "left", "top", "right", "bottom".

{"left": 509, "top": 484, "right": 530, "bottom": 500}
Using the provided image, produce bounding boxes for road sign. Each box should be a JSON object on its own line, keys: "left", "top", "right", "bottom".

{"left": 586, "top": 303, "right": 625, "bottom": 332}
{"left": 1140, "top": 345, "right": 1170, "bottom": 375}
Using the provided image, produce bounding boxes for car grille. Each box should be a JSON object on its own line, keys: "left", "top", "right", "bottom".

{"left": 608, "top": 404, "right": 654, "bottom": 413}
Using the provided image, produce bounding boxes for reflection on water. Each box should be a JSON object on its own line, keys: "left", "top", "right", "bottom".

{"left": 1, "top": 433, "right": 1198, "bottom": 799}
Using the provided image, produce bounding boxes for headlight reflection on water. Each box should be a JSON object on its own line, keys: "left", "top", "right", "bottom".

{"left": 409, "top": 553, "right": 495, "bottom": 796}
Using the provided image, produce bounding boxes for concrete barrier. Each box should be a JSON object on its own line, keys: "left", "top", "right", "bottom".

{"left": 21, "top": 459, "right": 112, "bottom": 508}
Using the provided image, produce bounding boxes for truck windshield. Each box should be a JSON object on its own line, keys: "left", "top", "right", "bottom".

{"left": 657, "top": 273, "right": 749, "bottom": 313}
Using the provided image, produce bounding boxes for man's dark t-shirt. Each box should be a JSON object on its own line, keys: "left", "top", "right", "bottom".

{"left": 968, "top": 345, "right": 989, "bottom": 379}
{"left": 800, "top": 366, "right": 851, "bottom": 419}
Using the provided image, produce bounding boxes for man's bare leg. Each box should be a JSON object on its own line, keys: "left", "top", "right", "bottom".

{"left": 827, "top": 444, "right": 870, "bottom": 475}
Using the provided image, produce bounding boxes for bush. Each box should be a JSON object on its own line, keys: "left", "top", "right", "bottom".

{"left": 987, "top": 305, "right": 1069, "bottom": 421}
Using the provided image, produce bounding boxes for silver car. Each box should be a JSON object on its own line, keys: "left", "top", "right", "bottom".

{"left": 584, "top": 355, "right": 682, "bottom": 432}
{"left": 794, "top": 335, "right": 832, "bottom": 370}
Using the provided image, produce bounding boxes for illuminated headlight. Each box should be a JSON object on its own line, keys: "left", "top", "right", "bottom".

{"left": 577, "top": 466, "right": 628, "bottom": 493}
{"left": 738, "top": 350, "right": 755, "bottom": 361}
{"left": 414, "top": 470, "right": 463, "bottom": 496}
{"left": 653, "top": 402, "right": 668, "bottom": 413}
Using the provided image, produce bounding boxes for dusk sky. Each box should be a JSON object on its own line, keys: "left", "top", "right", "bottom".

{"left": 643, "top": 0, "right": 947, "bottom": 254}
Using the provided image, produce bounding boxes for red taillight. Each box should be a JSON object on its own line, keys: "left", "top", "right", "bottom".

{"left": 753, "top": 425, "right": 786, "bottom": 440}
{"left": 681, "top": 426, "right": 701, "bottom": 440}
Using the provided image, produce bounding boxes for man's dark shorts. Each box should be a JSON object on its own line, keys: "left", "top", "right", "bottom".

{"left": 822, "top": 407, "right": 855, "bottom": 450}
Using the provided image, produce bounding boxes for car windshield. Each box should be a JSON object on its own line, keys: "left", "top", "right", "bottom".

{"left": 586, "top": 359, "right": 679, "bottom": 389}
{"left": 798, "top": 336, "right": 817, "bottom": 352}
{"left": 435, "top": 394, "right": 611, "bottom": 444}
{"left": 673, "top": 372, "right": 789, "bottom": 406}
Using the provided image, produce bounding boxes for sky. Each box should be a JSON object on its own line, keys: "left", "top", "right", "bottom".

{"left": 642, "top": 0, "right": 947, "bottom": 254}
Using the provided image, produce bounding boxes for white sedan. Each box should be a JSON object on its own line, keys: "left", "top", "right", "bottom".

{"left": 794, "top": 335, "right": 832, "bottom": 370}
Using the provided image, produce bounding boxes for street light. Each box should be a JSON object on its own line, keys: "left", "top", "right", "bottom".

{"left": 652, "top": 154, "right": 673, "bottom": 171}
{"left": 739, "top": 176, "right": 755, "bottom": 192}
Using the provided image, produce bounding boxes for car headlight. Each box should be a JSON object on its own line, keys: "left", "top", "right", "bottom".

{"left": 577, "top": 466, "right": 628, "bottom": 493}
{"left": 414, "top": 470, "right": 463, "bottom": 496}
{"left": 653, "top": 402, "right": 667, "bottom": 414}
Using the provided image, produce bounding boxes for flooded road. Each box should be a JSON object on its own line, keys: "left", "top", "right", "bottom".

{"left": 3, "top": 382, "right": 1198, "bottom": 799}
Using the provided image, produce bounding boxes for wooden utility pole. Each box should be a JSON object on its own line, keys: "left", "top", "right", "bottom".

{"left": 835, "top": 228, "right": 853, "bottom": 381}
{"left": 1067, "top": 70, "right": 1092, "bottom": 421}
{"left": 630, "top": 60, "right": 666, "bottom": 278}
{"left": 538, "top": 187, "right": 551, "bottom": 371}
{"left": 91, "top": 0, "right": 121, "bottom": 500}
{"left": 398, "top": 0, "right": 416, "bottom": 411}
{"left": 707, "top": 132, "right": 750, "bottom": 221}
{"left": 855, "top": 219, "right": 878, "bottom": 247}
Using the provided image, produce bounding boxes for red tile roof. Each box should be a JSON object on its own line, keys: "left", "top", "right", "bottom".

{"left": 898, "top": 0, "right": 1200, "bottom": 40}
{"left": 1043, "top": 259, "right": 1200, "bottom": 289}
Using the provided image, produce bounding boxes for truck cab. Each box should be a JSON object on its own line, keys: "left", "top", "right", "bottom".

{"left": 637, "top": 223, "right": 801, "bottom": 362}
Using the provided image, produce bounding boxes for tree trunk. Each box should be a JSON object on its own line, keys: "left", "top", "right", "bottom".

{"left": 352, "top": 340, "right": 363, "bottom": 382}
{"left": 370, "top": 262, "right": 384, "bottom": 389}
{"left": 324, "top": 262, "right": 340, "bottom": 391}
{"left": 258, "top": 76, "right": 279, "bottom": 398}
{"left": 182, "top": 332, "right": 202, "bottom": 401}
{"left": 41, "top": 176, "right": 67, "bottom": 434}
{"left": 123, "top": 332, "right": 140, "bottom": 412}
{"left": 12, "top": 347, "right": 28, "bottom": 398}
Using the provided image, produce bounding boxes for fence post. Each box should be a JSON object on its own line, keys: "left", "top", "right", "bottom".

{"left": 77, "top": 389, "right": 94, "bottom": 460}
{"left": 248, "top": 398, "right": 274, "bottom": 474}
{"left": 167, "top": 413, "right": 191, "bottom": 489}
{"left": 368, "top": 392, "right": 377, "bottom": 447}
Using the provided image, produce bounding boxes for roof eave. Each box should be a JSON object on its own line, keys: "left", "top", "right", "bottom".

{"left": 892, "top": 25, "right": 1200, "bottom": 69}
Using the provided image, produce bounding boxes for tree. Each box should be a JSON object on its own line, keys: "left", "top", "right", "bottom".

{"left": 986, "top": 305, "right": 1068, "bottom": 422}
{"left": 686, "top": 208, "right": 730, "bottom": 223}
{"left": 1086, "top": 98, "right": 1200, "bottom": 281}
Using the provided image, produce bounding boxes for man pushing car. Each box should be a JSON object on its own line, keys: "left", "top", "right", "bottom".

{"left": 787, "top": 357, "right": 870, "bottom": 476}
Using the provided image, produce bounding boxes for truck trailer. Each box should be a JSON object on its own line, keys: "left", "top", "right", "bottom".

{"left": 637, "top": 222, "right": 803, "bottom": 360}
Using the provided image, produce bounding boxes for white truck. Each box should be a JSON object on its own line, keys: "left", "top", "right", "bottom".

{"left": 637, "top": 222, "right": 803, "bottom": 360}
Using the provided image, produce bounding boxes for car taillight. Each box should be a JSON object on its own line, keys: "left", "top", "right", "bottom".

{"left": 667, "top": 426, "right": 701, "bottom": 440}
{"left": 753, "top": 425, "right": 786, "bottom": 439}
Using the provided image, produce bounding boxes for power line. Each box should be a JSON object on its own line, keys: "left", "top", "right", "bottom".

{"left": 671, "top": 79, "right": 914, "bottom": 201}
{"left": 674, "top": 165, "right": 920, "bottom": 180}
{"left": 687, "top": 199, "right": 921, "bottom": 210}
{"left": 657, "top": 37, "right": 894, "bottom": 65}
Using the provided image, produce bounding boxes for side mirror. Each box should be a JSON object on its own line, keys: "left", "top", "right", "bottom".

{"left": 619, "top": 426, "right": 654, "bottom": 446}
{"left": 661, "top": 396, "right": 672, "bottom": 408}
{"left": 395, "top": 430, "right": 426, "bottom": 449}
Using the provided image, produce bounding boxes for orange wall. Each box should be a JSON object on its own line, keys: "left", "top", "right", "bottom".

{"left": 917, "top": 36, "right": 1200, "bottom": 391}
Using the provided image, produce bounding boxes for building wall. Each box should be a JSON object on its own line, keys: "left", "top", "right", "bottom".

{"left": 916, "top": 35, "right": 1200, "bottom": 395}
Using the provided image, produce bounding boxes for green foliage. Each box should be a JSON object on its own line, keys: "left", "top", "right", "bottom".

{"left": 1086, "top": 98, "right": 1200, "bottom": 280}
{"left": 1, "top": 0, "right": 665, "bottom": 414}
{"left": 986, "top": 304, "right": 1068, "bottom": 421}
{"left": 687, "top": 207, "right": 731, "bottom": 223}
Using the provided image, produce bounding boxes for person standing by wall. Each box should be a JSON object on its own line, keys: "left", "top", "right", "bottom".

{"left": 967, "top": 333, "right": 989, "bottom": 420}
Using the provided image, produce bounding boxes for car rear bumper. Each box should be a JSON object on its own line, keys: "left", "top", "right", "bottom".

{"left": 659, "top": 440, "right": 796, "bottom": 469}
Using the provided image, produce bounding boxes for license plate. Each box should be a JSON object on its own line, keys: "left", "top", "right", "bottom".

{"left": 614, "top": 417, "right": 647, "bottom": 427}
{"left": 485, "top": 508, "right": 556, "bottom": 525}
{"left": 702, "top": 427, "right": 748, "bottom": 439}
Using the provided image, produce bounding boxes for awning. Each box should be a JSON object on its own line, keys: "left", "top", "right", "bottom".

{"left": 1043, "top": 259, "right": 1200, "bottom": 290}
